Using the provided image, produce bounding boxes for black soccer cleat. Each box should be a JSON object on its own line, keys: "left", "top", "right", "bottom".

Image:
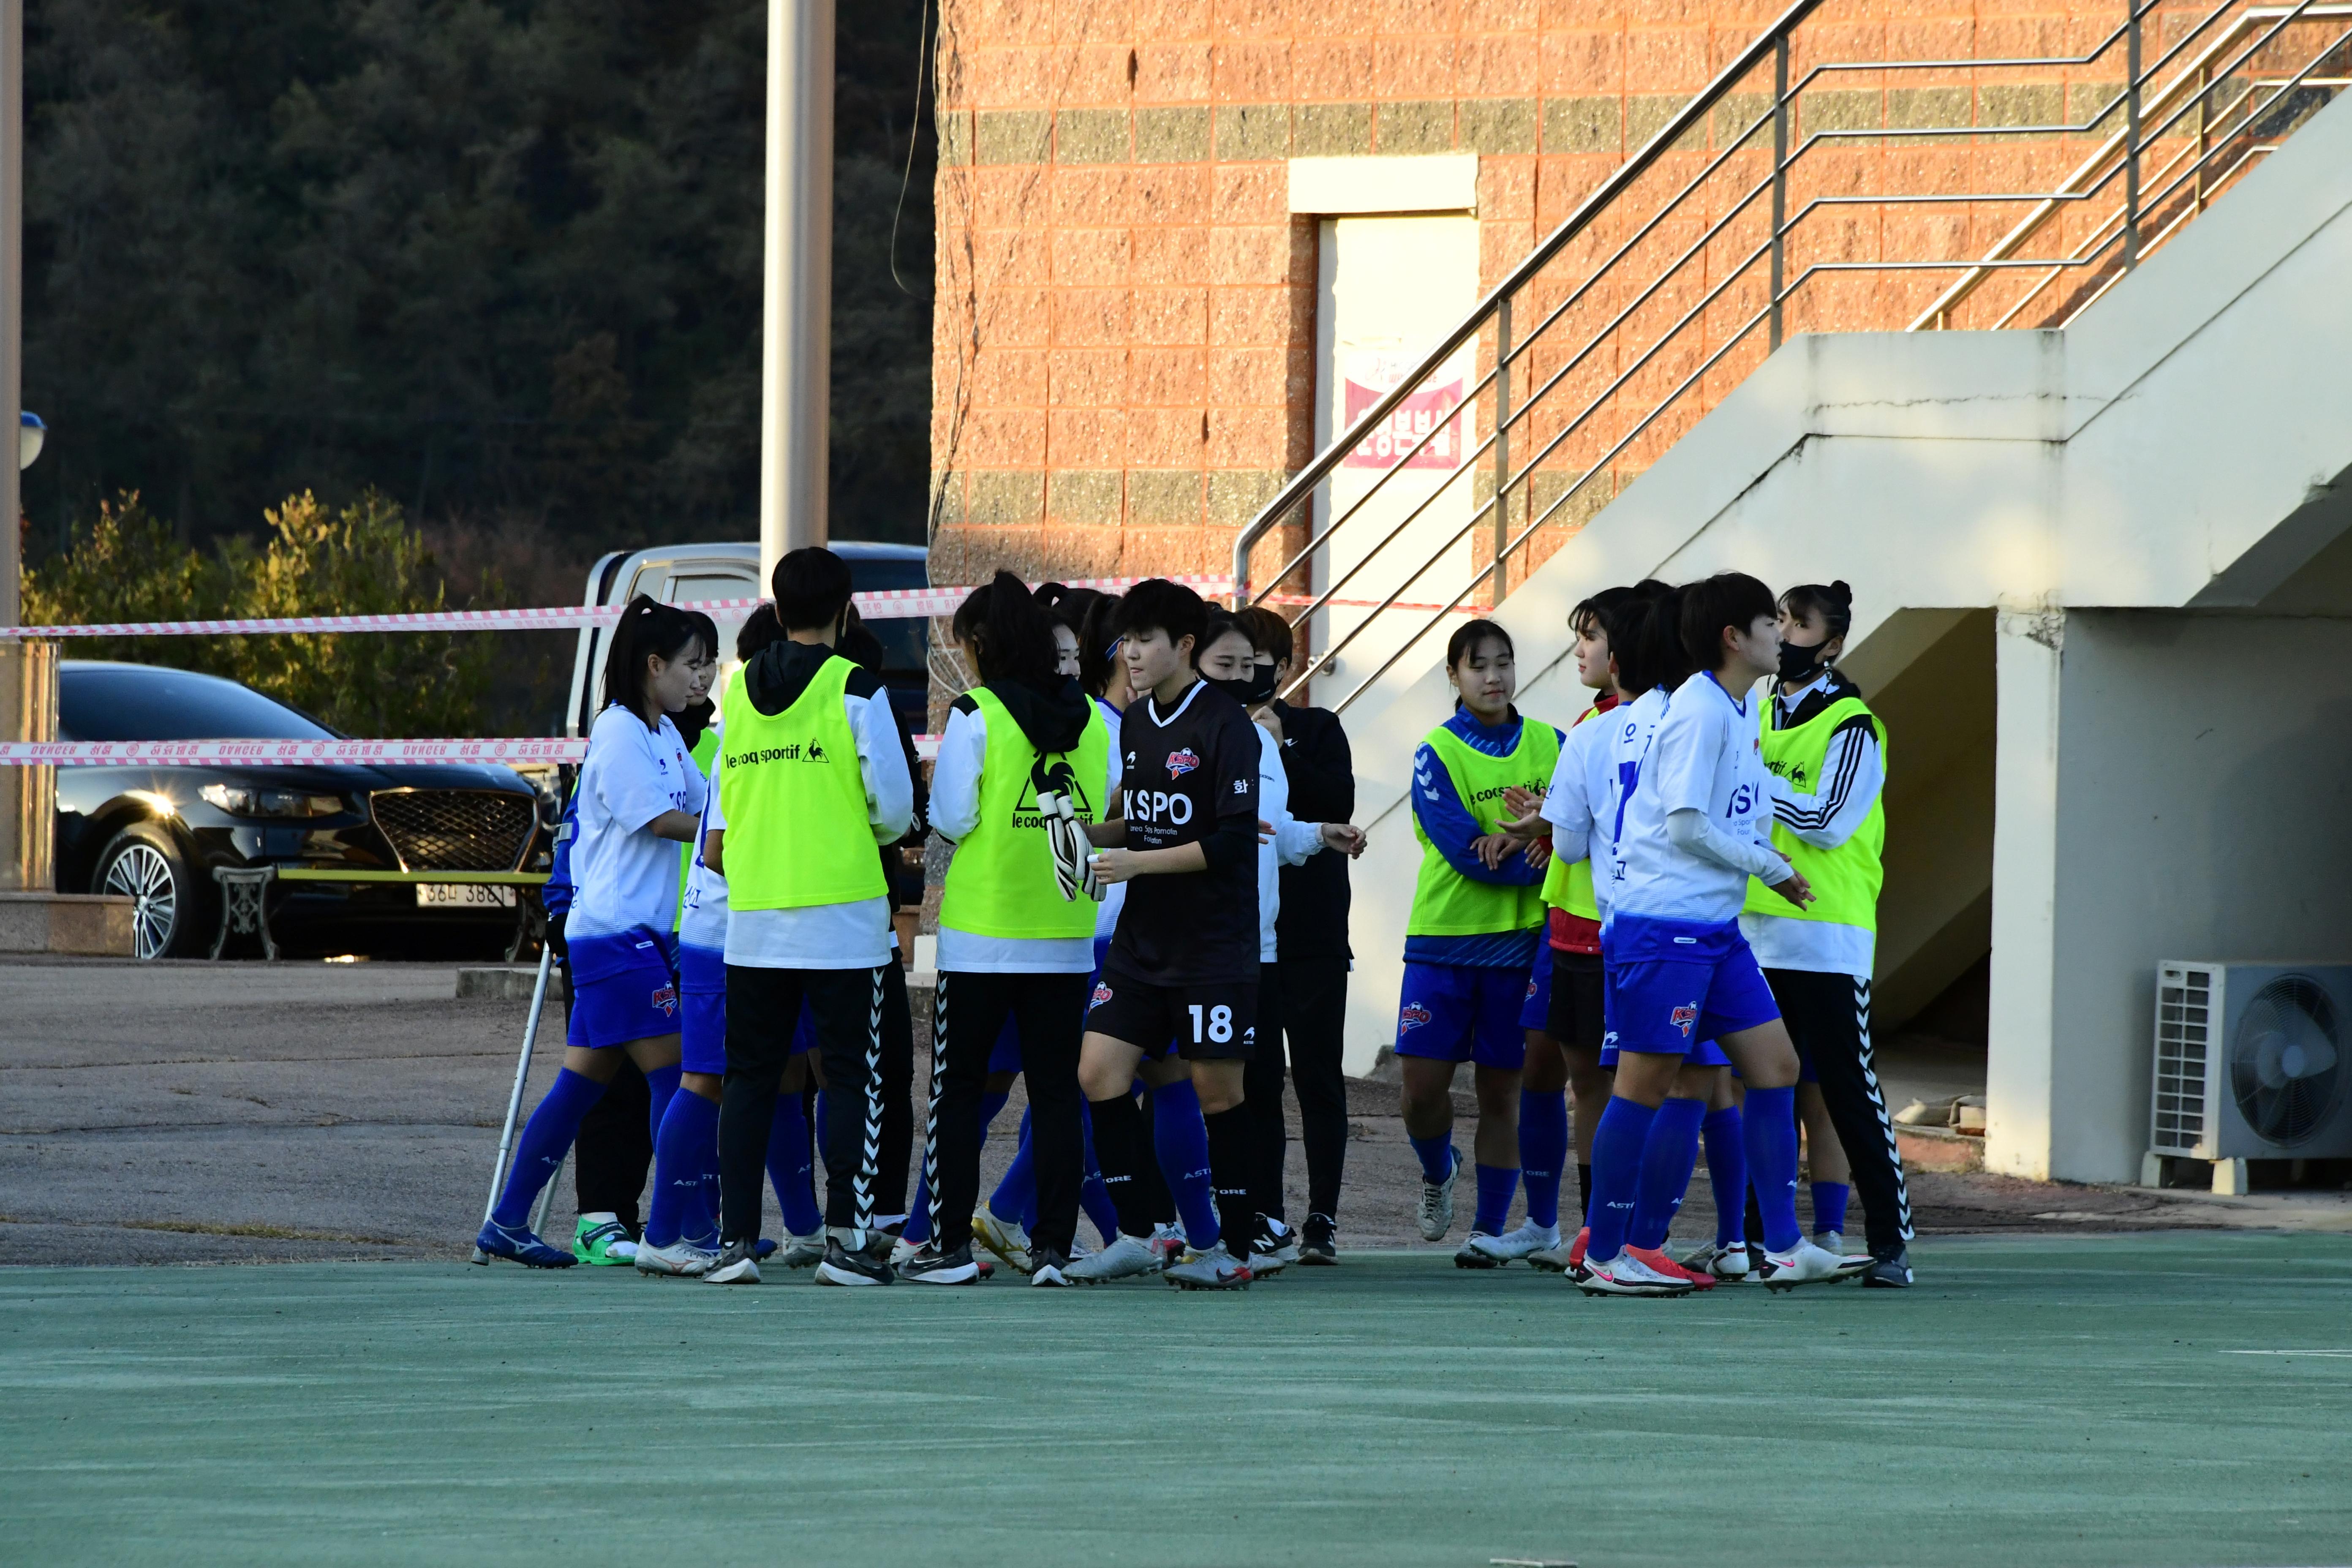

{"left": 1862, "top": 1247, "right": 1914, "bottom": 1289}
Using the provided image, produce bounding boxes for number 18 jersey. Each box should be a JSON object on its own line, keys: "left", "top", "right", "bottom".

{"left": 1108, "top": 679, "right": 1260, "bottom": 986}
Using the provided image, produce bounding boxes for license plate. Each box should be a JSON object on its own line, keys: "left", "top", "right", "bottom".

{"left": 416, "top": 883, "right": 516, "bottom": 909}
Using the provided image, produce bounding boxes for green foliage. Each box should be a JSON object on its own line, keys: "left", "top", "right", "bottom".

{"left": 25, "top": 492, "right": 502, "bottom": 737}
{"left": 23, "top": 0, "right": 935, "bottom": 555}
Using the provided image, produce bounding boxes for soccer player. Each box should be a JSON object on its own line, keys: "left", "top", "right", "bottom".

{"left": 1063, "top": 580, "right": 1279, "bottom": 1289}
{"left": 1571, "top": 572, "right": 1867, "bottom": 1296}
{"left": 1197, "top": 607, "right": 1362, "bottom": 1269}
{"left": 473, "top": 597, "right": 713, "bottom": 1267}
{"left": 702, "top": 547, "right": 915, "bottom": 1287}
{"left": 901, "top": 573, "right": 1112, "bottom": 1285}
{"left": 1396, "top": 621, "right": 1560, "bottom": 1266}
{"left": 1232, "top": 605, "right": 1357, "bottom": 1265}
{"left": 1737, "top": 580, "right": 1914, "bottom": 1288}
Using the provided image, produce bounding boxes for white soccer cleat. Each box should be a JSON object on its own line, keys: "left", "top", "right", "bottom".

{"left": 970, "top": 1210, "right": 1034, "bottom": 1273}
{"left": 1681, "top": 1240, "right": 1754, "bottom": 1282}
{"left": 1468, "top": 1219, "right": 1560, "bottom": 1265}
{"left": 1818, "top": 1229, "right": 1845, "bottom": 1255}
{"left": 1147, "top": 1223, "right": 1187, "bottom": 1271}
{"left": 779, "top": 1230, "right": 826, "bottom": 1269}
{"left": 1164, "top": 1242, "right": 1252, "bottom": 1291}
{"left": 633, "top": 1238, "right": 718, "bottom": 1278}
{"left": 1576, "top": 1249, "right": 1693, "bottom": 1298}
{"left": 1062, "top": 1232, "right": 1161, "bottom": 1283}
{"left": 702, "top": 1241, "right": 762, "bottom": 1285}
{"left": 1757, "top": 1237, "right": 1873, "bottom": 1291}
{"left": 1415, "top": 1147, "right": 1462, "bottom": 1241}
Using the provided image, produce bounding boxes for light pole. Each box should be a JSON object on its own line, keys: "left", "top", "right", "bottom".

{"left": 759, "top": 0, "right": 834, "bottom": 590}
{"left": 0, "top": 0, "right": 47, "bottom": 897}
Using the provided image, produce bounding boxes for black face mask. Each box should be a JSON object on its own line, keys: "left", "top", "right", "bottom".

{"left": 1778, "top": 639, "right": 1833, "bottom": 681}
{"left": 1206, "top": 664, "right": 1279, "bottom": 706}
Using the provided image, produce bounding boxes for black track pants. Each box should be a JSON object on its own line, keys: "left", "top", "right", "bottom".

{"left": 720, "top": 963, "right": 890, "bottom": 1241}
{"left": 924, "top": 969, "right": 1088, "bottom": 1257}
{"left": 1247, "top": 956, "right": 1349, "bottom": 1222}
{"left": 573, "top": 1054, "right": 651, "bottom": 1228}
{"left": 1765, "top": 967, "right": 1915, "bottom": 1256}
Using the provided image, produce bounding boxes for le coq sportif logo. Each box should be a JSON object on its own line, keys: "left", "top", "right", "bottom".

{"left": 727, "top": 739, "right": 831, "bottom": 767}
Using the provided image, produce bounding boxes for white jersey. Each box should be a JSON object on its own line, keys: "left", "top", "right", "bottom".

{"left": 1538, "top": 703, "right": 1621, "bottom": 920}
{"left": 679, "top": 720, "right": 727, "bottom": 952}
{"left": 1092, "top": 697, "right": 1128, "bottom": 940}
{"left": 1594, "top": 686, "right": 1669, "bottom": 915}
{"left": 566, "top": 703, "right": 706, "bottom": 939}
{"left": 1255, "top": 719, "right": 1323, "bottom": 963}
{"left": 1613, "top": 673, "right": 1774, "bottom": 926}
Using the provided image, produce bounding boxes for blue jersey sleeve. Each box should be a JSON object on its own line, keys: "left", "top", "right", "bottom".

{"left": 1412, "top": 741, "right": 1541, "bottom": 887}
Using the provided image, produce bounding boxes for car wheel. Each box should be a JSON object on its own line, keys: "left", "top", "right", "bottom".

{"left": 95, "top": 824, "right": 197, "bottom": 960}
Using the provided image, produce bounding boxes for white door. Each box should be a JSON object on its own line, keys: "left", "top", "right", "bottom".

{"left": 1309, "top": 214, "right": 1482, "bottom": 708}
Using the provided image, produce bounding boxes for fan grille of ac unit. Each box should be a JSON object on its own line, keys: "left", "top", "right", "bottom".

{"left": 2153, "top": 968, "right": 2211, "bottom": 1151}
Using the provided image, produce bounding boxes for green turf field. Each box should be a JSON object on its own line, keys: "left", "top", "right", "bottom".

{"left": 4, "top": 1233, "right": 2348, "bottom": 1568}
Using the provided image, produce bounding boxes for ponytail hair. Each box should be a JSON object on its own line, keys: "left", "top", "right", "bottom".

{"left": 950, "top": 570, "right": 1061, "bottom": 688}
{"left": 601, "top": 595, "right": 706, "bottom": 724}
{"left": 1077, "top": 592, "right": 1125, "bottom": 698}
{"left": 735, "top": 603, "right": 785, "bottom": 662}
{"left": 1780, "top": 579, "right": 1854, "bottom": 642}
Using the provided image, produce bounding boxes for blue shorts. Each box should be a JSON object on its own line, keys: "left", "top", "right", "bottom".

{"left": 678, "top": 943, "right": 727, "bottom": 1075}
{"left": 1601, "top": 920, "right": 1776, "bottom": 1062}
{"left": 1394, "top": 962, "right": 1530, "bottom": 1070}
{"left": 565, "top": 928, "right": 683, "bottom": 1050}
{"left": 1519, "top": 942, "right": 1553, "bottom": 1034}
{"left": 1601, "top": 1034, "right": 1731, "bottom": 1070}
{"left": 787, "top": 1003, "right": 822, "bottom": 1059}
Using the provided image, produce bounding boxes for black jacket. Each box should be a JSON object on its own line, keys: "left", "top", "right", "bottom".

{"left": 1271, "top": 700, "right": 1353, "bottom": 961}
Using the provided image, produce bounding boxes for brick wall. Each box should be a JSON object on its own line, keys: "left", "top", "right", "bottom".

{"left": 927, "top": 0, "right": 2141, "bottom": 598}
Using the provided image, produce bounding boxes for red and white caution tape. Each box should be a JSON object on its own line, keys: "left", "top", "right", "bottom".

{"left": 0, "top": 574, "right": 1233, "bottom": 640}
{"left": 0, "top": 735, "right": 943, "bottom": 766}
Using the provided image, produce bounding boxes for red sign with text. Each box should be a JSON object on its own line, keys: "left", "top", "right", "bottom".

{"left": 1342, "top": 378, "right": 1467, "bottom": 470}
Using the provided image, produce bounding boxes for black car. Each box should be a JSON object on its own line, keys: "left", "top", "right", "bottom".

{"left": 60, "top": 661, "right": 551, "bottom": 960}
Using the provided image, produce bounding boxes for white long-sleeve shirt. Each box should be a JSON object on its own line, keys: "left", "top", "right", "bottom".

{"left": 930, "top": 697, "right": 1123, "bottom": 974}
{"left": 1257, "top": 719, "right": 1323, "bottom": 962}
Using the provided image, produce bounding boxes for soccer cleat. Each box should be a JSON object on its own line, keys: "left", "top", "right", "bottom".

{"left": 1575, "top": 1250, "right": 1693, "bottom": 1298}
{"left": 1468, "top": 1219, "right": 1560, "bottom": 1266}
{"left": 1680, "top": 1241, "right": 1755, "bottom": 1282}
{"left": 1164, "top": 1242, "right": 1252, "bottom": 1291}
{"left": 888, "top": 1233, "right": 921, "bottom": 1267}
{"left": 634, "top": 1238, "right": 719, "bottom": 1278}
{"left": 571, "top": 1212, "right": 637, "bottom": 1266}
{"left": 472, "top": 1218, "right": 575, "bottom": 1269}
{"left": 1147, "top": 1223, "right": 1187, "bottom": 1271}
{"left": 1818, "top": 1229, "right": 1845, "bottom": 1255}
{"left": 702, "top": 1240, "right": 762, "bottom": 1285}
{"left": 970, "top": 1210, "right": 1034, "bottom": 1273}
{"left": 1454, "top": 1232, "right": 1506, "bottom": 1269}
{"left": 814, "top": 1236, "right": 896, "bottom": 1287}
{"left": 1530, "top": 1225, "right": 1591, "bottom": 1274}
{"left": 1757, "top": 1238, "right": 1872, "bottom": 1292}
{"left": 1249, "top": 1214, "right": 1299, "bottom": 1276}
{"left": 779, "top": 1230, "right": 826, "bottom": 1269}
{"left": 1626, "top": 1243, "right": 1715, "bottom": 1291}
{"left": 1063, "top": 1232, "right": 1161, "bottom": 1283}
{"left": 1297, "top": 1212, "right": 1337, "bottom": 1266}
{"left": 1862, "top": 1247, "right": 1914, "bottom": 1289}
{"left": 1415, "top": 1146, "right": 1462, "bottom": 1241}
{"left": 1030, "top": 1247, "right": 1073, "bottom": 1287}
{"left": 898, "top": 1241, "right": 982, "bottom": 1285}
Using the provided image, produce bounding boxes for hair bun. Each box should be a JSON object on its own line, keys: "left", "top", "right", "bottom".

{"left": 1828, "top": 580, "right": 1852, "bottom": 604}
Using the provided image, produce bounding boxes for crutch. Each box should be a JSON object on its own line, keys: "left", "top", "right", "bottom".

{"left": 471, "top": 944, "right": 554, "bottom": 1261}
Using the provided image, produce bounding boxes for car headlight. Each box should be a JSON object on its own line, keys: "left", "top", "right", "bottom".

{"left": 199, "top": 783, "right": 346, "bottom": 818}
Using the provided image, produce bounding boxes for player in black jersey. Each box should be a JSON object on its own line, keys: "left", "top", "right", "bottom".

{"left": 1065, "top": 579, "right": 1274, "bottom": 1290}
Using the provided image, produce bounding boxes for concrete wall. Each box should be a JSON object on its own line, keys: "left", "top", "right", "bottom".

{"left": 1989, "top": 611, "right": 2352, "bottom": 1181}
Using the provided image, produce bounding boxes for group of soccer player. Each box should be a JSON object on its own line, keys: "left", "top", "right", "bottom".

{"left": 472, "top": 545, "right": 1911, "bottom": 1293}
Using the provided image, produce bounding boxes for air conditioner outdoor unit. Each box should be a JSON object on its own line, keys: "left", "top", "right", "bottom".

{"left": 2150, "top": 962, "right": 2352, "bottom": 1160}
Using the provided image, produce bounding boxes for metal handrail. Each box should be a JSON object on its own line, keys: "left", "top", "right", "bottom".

{"left": 1233, "top": 0, "right": 2350, "bottom": 714}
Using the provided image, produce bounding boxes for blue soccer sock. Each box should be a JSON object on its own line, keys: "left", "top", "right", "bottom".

{"left": 1152, "top": 1078, "right": 1218, "bottom": 1247}
{"left": 989, "top": 1107, "right": 1037, "bottom": 1225}
{"left": 644, "top": 1087, "right": 719, "bottom": 1249}
{"left": 1408, "top": 1131, "right": 1457, "bottom": 1186}
{"left": 642, "top": 1062, "right": 681, "bottom": 1142}
{"left": 1582, "top": 1095, "right": 1658, "bottom": 1266}
{"left": 1472, "top": 1163, "right": 1520, "bottom": 1236}
{"left": 1079, "top": 1099, "right": 1121, "bottom": 1246}
{"left": 766, "top": 1095, "right": 822, "bottom": 1237}
{"left": 1701, "top": 1104, "right": 1748, "bottom": 1247}
{"left": 1812, "top": 1180, "right": 1851, "bottom": 1239}
{"left": 1630, "top": 1096, "right": 1705, "bottom": 1250}
{"left": 490, "top": 1067, "right": 606, "bottom": 1228}
{"left": 1519, "top": 1089, "right": 1569, "bottom": 1231}
{"left": 1743, "top": 1085, "right": 1803, "bottom": 1252}
{"left": 980, "top": 1088, "right": 1010, "bottom": 1133}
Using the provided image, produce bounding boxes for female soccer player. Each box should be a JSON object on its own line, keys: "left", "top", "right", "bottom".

{"left": 473, "top": 596, "right": 713, "bottom": 1267}
{"left": 902, "top": 573, "right": 1112, "bottom": 1285}
{"left": 1570, "top": 572, "right": 1866, "bottom": 1296}
{"left": 1737, "top": 580, "right": 1913, "bottom": 1288}
{"left": 1396, "top": 621, "right": 1561, "bottom": 1266}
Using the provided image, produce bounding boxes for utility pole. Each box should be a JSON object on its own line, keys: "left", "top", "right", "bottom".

{"left": 759, "top": 0, "right": 834, "bottom": 590}
{"left": 0, "top": 0, "right": 50, "bottom": 895}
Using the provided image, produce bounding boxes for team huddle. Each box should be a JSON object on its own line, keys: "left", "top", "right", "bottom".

{"left": 471, "top": 547, "right": 1912, "bottom": 1293}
